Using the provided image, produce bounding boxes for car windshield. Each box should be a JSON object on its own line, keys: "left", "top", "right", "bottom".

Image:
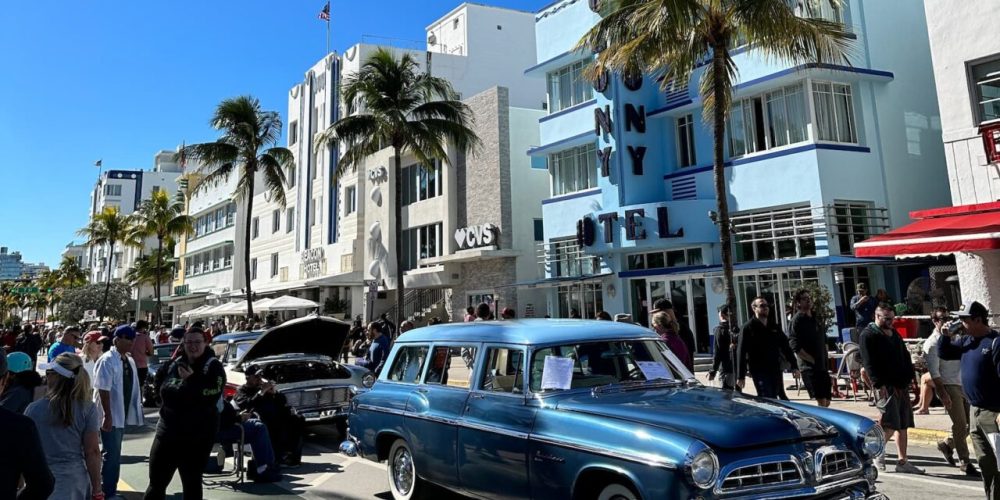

{"left": 528, "top": 339, "right": 695, "bottom": 392}
{"left": 256, "top": 360, "right": 347, "bottom": 384}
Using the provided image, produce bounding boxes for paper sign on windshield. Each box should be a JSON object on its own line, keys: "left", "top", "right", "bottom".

{"left": 662, "top": 349, "right": 694, "bottom": 379}
{"left": 541, "top": 355, "right": 574, "bottom": 390}
{"left": 637, "top": 361, "right": 673, "bottom": 381}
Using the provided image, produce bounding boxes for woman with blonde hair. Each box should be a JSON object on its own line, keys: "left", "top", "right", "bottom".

{"left": 25, "top": 353, "right": 103, "bottom": 500}
{"left": 81, "top": 331, "right": 106, "bottom": 381}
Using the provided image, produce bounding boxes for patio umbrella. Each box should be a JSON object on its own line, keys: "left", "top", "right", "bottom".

{"left": 215, "top": 301, "right": 251, "bottom": 316}
{"left": 179, "top": 305, "right": 210, "bottom": 319}
{"left": 253, "top": 297, "right": 276, "bottom": 311}
{"left": 265, "top": 295, "right": 320, "bottom": 312}
{"left": 195, "top": 303, "right": 229, "bottom": 318}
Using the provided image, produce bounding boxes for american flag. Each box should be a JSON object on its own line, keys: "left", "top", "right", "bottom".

{"left": 318, "top": 2, "right": 330, "bottom": 21}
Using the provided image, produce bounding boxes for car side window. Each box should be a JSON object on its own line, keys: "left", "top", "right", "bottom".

{"left": 480, "top": 347, "right": 525, "bottom": 394}
{"left": 425, "top": 346, "right": 476, "bottom": 388}
{"left": 387, "top": 345, "right": 429, "bottom": 384}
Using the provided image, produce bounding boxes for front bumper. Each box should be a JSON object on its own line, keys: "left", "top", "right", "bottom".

{"left": 720, "top": 477, "right": 883, "bottom": 500}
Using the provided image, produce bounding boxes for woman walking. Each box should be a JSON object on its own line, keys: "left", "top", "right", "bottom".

{"left": 144, "top": 327, "right": 225, "bottom": 500}
{"left": 25, "top": 353, "right": 103, "bottom": 500}
{"left": 81, "top": 331, "right": 106, "bottom": 381}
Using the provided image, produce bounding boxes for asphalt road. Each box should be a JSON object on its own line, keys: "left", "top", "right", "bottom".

{"left": 112, "top": 408, "right": 986, "bottom": 499}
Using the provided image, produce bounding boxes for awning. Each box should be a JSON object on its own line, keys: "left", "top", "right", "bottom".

{"left": 855, "top": 202, "right": 1000, "bottom": 258}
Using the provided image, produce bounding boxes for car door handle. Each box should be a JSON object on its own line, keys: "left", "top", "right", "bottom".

{"left": 469, "top": 393, "right": 485, "bottom": 400}
{"left": 416, "top": 388, "right": 429, "bottom": 394}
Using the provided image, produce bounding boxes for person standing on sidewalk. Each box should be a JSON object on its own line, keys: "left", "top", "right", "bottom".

{"left": 788, "top": 289, "right": 832, "bottom": 408}
{"left": 850, "top": 283, "right": 877, "bottom": 329}
{"left": 737, "top": 297, "right": 798, "bottom": 400}
{"left": 94, "top": 325, "right": 144, "bottom": 498}
{"left": 859, "top": 302, "right": 924, "bottom": 474}
{"left": 938, "top": 300, "right": 1000, "bottom": 499}
{"left": 709, "top": 305, "right": 738, "bottom": 390}
{"left": 130, "top": 320, "right": 155, "bottom": 399}
{"left": 925, "top": 307, "right": 980, "bottom": 477}
{"left": 652, "top": 312, "right": 692, "bottom": 372}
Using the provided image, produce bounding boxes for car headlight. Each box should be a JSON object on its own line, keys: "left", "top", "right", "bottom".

{"left": 861, "top": 424, "right": 885, "bottom": 458}
{"left": 362, "top": 372, "right": 375, "bottom": 388}
{"left": 688, "top": 449, "right": 719, "bottom": 490}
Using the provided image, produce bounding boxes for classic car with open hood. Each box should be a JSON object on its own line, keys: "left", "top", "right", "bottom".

{"left": 227, "top": 315, "right": 373, "bottom": 429}
{"left": 340, "top": 319, "right": 887, "bottom": 500}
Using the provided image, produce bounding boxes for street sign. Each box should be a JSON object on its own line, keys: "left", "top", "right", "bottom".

{"left": 12, "top": 287, "right": 39, "bottom": 294}
{"left": 82, "top": 310, "right": 98, "bottom": 322}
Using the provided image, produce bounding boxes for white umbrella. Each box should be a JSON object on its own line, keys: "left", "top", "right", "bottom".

{"left": 265, "top": 295, "right": 320, "bottom": 312}
{"left": 180, "top": 305, "right": 210, "bottom": 319}
{"left": 195, "top": 303, "right": 229, "bottom": 318}
{"left": 216, "top": 301, "right": 251, "bottom": 316}
{"left": 253, "top": 297, "right": 276, "bottom": 311}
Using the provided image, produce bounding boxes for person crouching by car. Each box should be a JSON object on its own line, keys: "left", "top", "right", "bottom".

{"left": 234, "top": 365, "right": 304, "bottom": 467}
{"left": 145, "top": 327, "right": 226, "bottom": 500}
{"left": 218, "top": 398, "right": 281, "bottom": 482}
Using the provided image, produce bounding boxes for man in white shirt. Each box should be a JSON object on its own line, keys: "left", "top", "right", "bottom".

{"left": 94, "top": 325, "right": 145, "bottom": 498}
{"left": 925, "top": 307, "right": 980, "bottom": 477}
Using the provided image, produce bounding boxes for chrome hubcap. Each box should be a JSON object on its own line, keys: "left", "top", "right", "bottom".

{"left": 392, "top": 448, "right": 414, "bottom": 494}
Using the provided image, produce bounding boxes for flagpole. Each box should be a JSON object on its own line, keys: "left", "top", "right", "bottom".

{"left": 326, "top": 17, "right": 330, "bottom": 55}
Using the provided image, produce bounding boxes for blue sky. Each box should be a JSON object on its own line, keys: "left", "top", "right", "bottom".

{"left": 0, "top": 0, "right": 543, "bottom": 268}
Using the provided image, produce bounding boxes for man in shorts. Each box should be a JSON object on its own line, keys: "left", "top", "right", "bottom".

{"left": 788, "top": 289, "right": 832, "bottom": 407}
{"left": 860, "top": 302, "right": 924, "bottom": 474}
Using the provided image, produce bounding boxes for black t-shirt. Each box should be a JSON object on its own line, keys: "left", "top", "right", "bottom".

{"left": 788, "top": 313, "right": 828, "bottom": 372}
{"left": 157, "top": 351, "right": 226, "bottom": 438}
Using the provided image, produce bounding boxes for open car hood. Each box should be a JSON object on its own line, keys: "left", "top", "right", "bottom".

{"left": 236, "top": 314, "right": 350, "bottom": 367}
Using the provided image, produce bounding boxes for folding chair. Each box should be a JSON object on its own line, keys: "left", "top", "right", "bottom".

{"left": 203, "top": 423, "right": 246, "bottom": 489}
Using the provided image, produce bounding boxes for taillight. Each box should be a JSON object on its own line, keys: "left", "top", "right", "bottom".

{"left": 223, "top": 383, "right": 238, "bottom": 399}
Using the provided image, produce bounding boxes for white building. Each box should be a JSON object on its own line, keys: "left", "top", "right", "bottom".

{"left": 244, "top": 2, "right": 547, "bottom": 322}
{"left": 61, "top": 243, "right": 88, "bottom": 270}
{"left": 856, "top": 1, "right": 1000, "bottom": 318}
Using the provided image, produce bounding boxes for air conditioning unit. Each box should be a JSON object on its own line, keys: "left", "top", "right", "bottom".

{"left": 981, "top": 122, "right": 1000, "bottom": 164}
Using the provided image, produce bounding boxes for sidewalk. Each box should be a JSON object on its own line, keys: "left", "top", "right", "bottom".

{"left": 694, "top": 371, "right": 958, "bottom": 446}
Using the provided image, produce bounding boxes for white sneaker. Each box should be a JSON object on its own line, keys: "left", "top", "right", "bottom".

{"left": 895, "top": 461, "right": 925, "bottom": 474}
{"left": 876, "top": 454, "right": 886, "bottom": 471}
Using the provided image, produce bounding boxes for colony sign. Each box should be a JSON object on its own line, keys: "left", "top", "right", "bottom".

{"left": 455, "top": 223, "right": 498, "bottom": 250}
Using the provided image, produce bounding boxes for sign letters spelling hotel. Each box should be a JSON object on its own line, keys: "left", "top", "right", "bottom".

{"left": 577, "top": 2, "right": 683, "bottom": 249}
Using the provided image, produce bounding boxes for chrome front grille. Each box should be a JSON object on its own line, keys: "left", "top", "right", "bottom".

{"left": 288, "top": 388, "right": 349, "bottom": 409}
{"left": 817, "top": 449, "right": 858, "bottom": 479}
{"left": 720, "top": 460, "right": 802, "bottom": 492}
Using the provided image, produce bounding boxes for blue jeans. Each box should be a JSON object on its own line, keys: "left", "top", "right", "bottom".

{"left": 218, "top": 419, "right": 275, "bottom": 469}
{"left": 101, "top": 427, "right": 124, "bottom": 496}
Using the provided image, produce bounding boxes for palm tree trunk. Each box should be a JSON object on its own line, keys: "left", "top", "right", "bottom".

{"left": 155, "top": 237, "right": 163, "bottom": 326}
{"left": 393, "top": 148, "right": 404, "bottom": 336}
{"left": 101, "top": 241, "right": 115, "bottom": 319}
{"left": 711, "top": 47, "right": 736, "bottom": 311}
{"left": 245, "top": 174, "right": 255, "bottom": 320}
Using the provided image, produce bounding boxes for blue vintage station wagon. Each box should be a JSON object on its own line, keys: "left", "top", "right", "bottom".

{"left": 340, "top": 320, "right": 887, "bottom": 500}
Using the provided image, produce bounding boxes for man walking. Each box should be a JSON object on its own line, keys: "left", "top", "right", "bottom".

{"left": 131, "top": 320, "right": 155, "bottom": 393}
{"left": 737, "top": 297, "right": 798, "bottom": 400}
{"left": 709, "top": 305, "right": 738, "bottom": 390}
{"left": 47, "top": 325, "right": 81, "bottom": 361}
{"left": 926, "top": 307, "right": 979, "bottom": 477}
{"left": 939, "top": 300, "right": 1000, "bottom": 498}
{"left": 859, "top": 302, "right": 923, "bottom": 474}
{"left": 94, "top": 325, "right": 144, "bottom": 498}
{"left": 788, "top": 289, "right": 832, "bottom": 407}
{"left": 13, "top": 323, "right": 43, "bottom": 369}
{"left": 850, "top": 283, "right": 877, "bottom": 329}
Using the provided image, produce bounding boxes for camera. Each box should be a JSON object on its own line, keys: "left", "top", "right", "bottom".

{"left": 944, "top": 319, "right": 964, "bottom": 335}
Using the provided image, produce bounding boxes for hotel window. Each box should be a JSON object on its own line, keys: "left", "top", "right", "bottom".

{"left": 251, "top": 217, "right": 259, "bottom": 239}
{"left": 251, "top": 258, "right": 257, "bottom": 280}
{"left": 226, "top": 203, "right": 236, "bottom": 226}
{"left": 287, "top": 166, "right": 296, "bottom": 188}
{"left": 549, "top": 238, "right": 600, "bottom": 278}
{"left": 289, "top": 120, "right": 298, "bottom": 145}
{"left": 344, "top": 185, "right": 357, "bottom": 215}
{"left": 791, "top": 0, "right": 844, "bottom": 23}
{"left": 401, "top": 223, "right": 442, "bottom": 271}
{"left": 223, "top": 245, "right": 233, "bottom": 268}
{"left": 832, "top": 200, "right": 875, "bottom": 254}
{"left": 104, "top": 184, "right": 122, "bottom": 196}
{"left": 286, "top": 207, "right": 295, "bottom": 233}
{"left": 402, "top": 162, "right": 442, "bottom": 206}
{"left": 272, "top": 209, "right": 280, "bottom": 233}
{"left": 534, "top": 219, "right": 544, "bottom": 241}
{"left": 728, "top": 83, "right": 808, "bottom": 157}
{"left": 547, "top": 60, "right": 592, "bottom": 113}
{"left": 677, "top": 114, "right": 697, "bottom": 167}
{"left": 626, "top": 247, "right": 703, "bottom": 270}
{"left": 733, "top": 204, "right": 817, "bottom": 262}
{"left": 812, "top": 82, "right": 857, "bottom": 143}
{"left": 270, "top": 253, "right": 279, "bottom": 277}
{"left": 972, "top": 57, "right": 1000, "bottom": 123}
{"left": 550, "top": 143, "right": 597, "bottom": 196}
{"left": 212, "top": 248, "right": 221, "bottom": 270}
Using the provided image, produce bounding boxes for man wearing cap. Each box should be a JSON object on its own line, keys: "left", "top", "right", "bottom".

{"left": 849, "top": 283, "right": 877, "bottom": 329}
{"left": 0, "top": 348, "right": 54, "bottom": 499}
{"left": 47, "top": 325, "right": 81, "bottom": 362}
{"left": 234, "top": 365, "right": 304, "bottom": 467}
{"left": 939, "top": 300, "right": 1000, "bottom": 499}
{"left": 93, "top": 325, "right": 144, "bottom": 498}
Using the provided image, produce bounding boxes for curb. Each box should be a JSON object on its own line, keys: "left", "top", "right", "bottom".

{"left": 907, "top": 427, "right": 973, "bottom": 449}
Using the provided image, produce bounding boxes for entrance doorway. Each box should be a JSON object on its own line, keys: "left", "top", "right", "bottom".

{"left": 638, "top": 277, "right": 709, "bottom": 353}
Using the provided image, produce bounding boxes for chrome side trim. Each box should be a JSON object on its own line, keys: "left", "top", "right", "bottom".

{"left": 356, "top": 404, "right": 408, "bottom": 417}
{"left": 529, "top": 434, "right": 677, "bottom": 470}
{"left": 459, "top": 420, "right": 530, "bottom": 440}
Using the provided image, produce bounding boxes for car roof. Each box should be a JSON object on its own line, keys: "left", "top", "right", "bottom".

{"left": 211, "top": 331, "right": 263, "bottom": 343}
{"left": 394, "top": 319, "right": 657, "bottom": 346}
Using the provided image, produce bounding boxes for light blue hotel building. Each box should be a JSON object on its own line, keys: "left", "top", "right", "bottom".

{"left": 525, "top": 0, "right": 950, "bottom": 350}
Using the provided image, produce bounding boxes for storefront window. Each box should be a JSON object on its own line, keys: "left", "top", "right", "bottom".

{"left": 557, "top": 283, "right": 603, "bottom": 319}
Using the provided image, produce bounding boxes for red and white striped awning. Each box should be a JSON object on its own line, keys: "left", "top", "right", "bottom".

{"left": 854, "top": 202, "right": 1000, "bottom": 258}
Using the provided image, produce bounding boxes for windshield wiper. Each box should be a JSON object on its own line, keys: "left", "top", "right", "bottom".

{"left": 591, "top": 378, "right": 682, "bottom": 396}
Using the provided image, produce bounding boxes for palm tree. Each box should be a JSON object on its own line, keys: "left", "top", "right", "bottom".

{"left": 181, "top": 96, "right": 293, "bottom": 319}
{"left": 316, "top": 48, "right": 480, "bottom": 329}
{"left": 131, "top": 190, "right": 194, "bottom": 325}
{"left": 578, "top": 0, "right": 852, "bottom": 310}
{"left": 126, "top": 250, "right": 177, "bottom": 319}
{"left": 78, "top": 206, "right": 140, "bottom": 319}
{"left": 56, "top": 255, "right": 88, "bottom": 289}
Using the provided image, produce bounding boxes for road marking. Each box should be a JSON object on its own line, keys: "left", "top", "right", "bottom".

{"left": 118, "top": 479, "right": 136, "bottom": 492}
{"left": 879, "top": 472, "right": 983, "bottom": 492}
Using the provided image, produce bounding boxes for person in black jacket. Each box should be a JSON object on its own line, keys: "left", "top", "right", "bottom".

{"left": 0, "top": 349, "right": 54, "bottom": 500}
{"left": 787, "top": 289, "right": 832, "bottom": 408}
{"left": 709, "top": 305, "right": 739, "bottom": 390}
{"left": 145, "top": 327, "right": 226, "bottom": 500}
{"left": 737, "top": 297, "right": 798, "bottom": 400}
{"left": 859, "top": 302, "right": 923, "bottom": 475}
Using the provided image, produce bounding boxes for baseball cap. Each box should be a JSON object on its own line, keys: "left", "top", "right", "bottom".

{"left": 113, "top": 325, "right": 137, "bottom": 340}
{"left": 245, "top": 365, "right": 263, "bottom": 378}
{"left": 83, "top": 331, "right": 107, "bottom": 343}
{"left": 953, "top": 300, "right": 989, "bottom": 319}
{"left": 6, "top": 352, "right": 33, "bottom": 374}
{"left": 856, "top": 283, "right": 867, "bottom": 290}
